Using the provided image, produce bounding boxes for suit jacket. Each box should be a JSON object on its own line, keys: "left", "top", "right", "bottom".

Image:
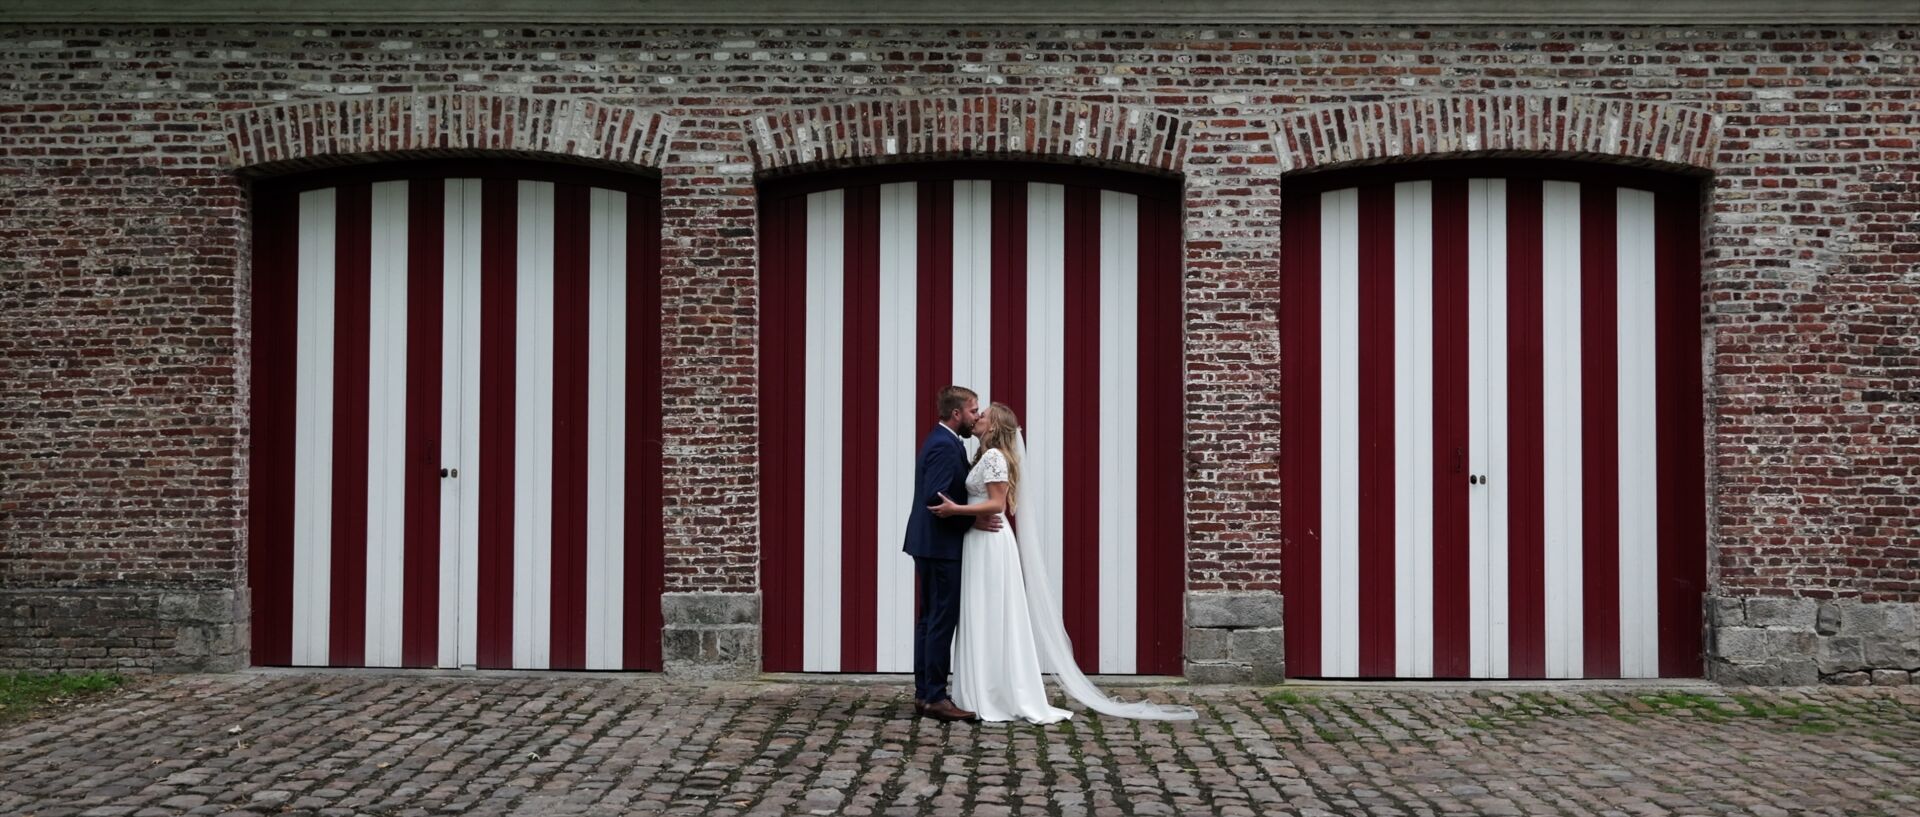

{"left": 901, "top": 424, "right": 975, "bottom": 561}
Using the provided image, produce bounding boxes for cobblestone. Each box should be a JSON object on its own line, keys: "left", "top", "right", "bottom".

{"left": 3, "top": 674, "right": 1918, "bottom": 816}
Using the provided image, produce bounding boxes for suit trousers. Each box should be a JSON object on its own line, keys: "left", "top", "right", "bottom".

{"left": 913, "top": 555, "right": 963, "bottom": 703}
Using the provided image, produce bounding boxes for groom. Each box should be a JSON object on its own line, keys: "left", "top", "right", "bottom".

{"left": 904, "top": 385, "right": 1001, "bottom": 722}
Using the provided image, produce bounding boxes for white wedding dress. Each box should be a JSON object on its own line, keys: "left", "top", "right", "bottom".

{"left": 949, "top": 447, "right": 1074, "bottom": 724}
{"left": 948, "top": 442, "right": 1198, "bottom": 724}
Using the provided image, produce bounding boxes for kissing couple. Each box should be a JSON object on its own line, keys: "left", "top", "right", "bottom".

{"left": 904, "top": 385, "right": 1197, "bottom": 724}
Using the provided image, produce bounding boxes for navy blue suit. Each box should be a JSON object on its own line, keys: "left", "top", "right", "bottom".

{"left": 903, "top": 423, "right": 974, "bottom": 703}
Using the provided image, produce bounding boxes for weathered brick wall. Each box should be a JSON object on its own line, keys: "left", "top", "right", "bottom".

{"left": 0, "top": 24, "right": 1913, "bottom": 675}
{"left": 0, "top": 588, "right": 247, "bottom": 672}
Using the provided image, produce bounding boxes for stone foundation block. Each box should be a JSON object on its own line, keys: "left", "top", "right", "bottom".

{"left": 660, "top": 592, "right": 760, "bottom": 680}
{"left": 1184, "top": 591, "right": 1284, "bottom": 684}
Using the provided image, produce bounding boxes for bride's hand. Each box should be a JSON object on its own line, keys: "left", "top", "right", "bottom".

{"left": 928, "top": 492, "right": 960, "bottom": 518}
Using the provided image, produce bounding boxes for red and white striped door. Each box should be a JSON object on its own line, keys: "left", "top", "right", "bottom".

{"left": 1281, "top": 163, "right": 1705, "bottom": 679}
{"left": 760, "top": 165, "right": 1185, "bottom": 675}
{"left": 249, "top": 163, "right": 664, "bottom": 670}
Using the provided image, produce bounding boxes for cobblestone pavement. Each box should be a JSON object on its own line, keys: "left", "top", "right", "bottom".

{"left": 3, "top": 673, "right": 1918, "bottom": 817}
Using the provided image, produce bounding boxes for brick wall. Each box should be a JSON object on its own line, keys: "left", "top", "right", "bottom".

{"left": 0, "top": 24, "right": 1914, "bottom": 674}
{"left": 0, "top": 588, "right": 247, "bottom": 672}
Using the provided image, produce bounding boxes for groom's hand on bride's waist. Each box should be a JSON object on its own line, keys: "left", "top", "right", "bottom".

{"left": 972, "top": 514, "right": 1003, "bottom": 532}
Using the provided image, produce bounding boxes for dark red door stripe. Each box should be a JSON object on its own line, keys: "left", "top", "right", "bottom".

{"left": 1280, "top": 188, "right": 1324, "bottom": 679}
{"left": 1062, "top": 184, "right": 1101, "bottom": 670}
{"left": 476, "top": 178, "right": 519, "bottom": 669}
{"left": 1429, "top": 178, "right": 1471, "bottom": 679}
{"left": 990, "top": 180, "right": 1029, "bottom": 423}
{"left": 550, "top": 183, "right": 591, "bottom": 670}
{"left": 626, "top": 189, "right": 665, "bottom": 671}
{"left": 912, "top": 180, "right": 955, "bottom": 623}
{"left": 1136, "top": 194, "right": 1184, "bottom": 676}
{"left": 989, "top": 179, "right": 1029, "bottom": 606}
{"left": 1655, "top": 186, "right": 1705, "bottom": 678}
{"left": 759, "top": 194, "right": 803, "bottom": 672}
{"left": 840, "top": 185, "right": 881, "bottom": 673}
{"left": 917, "top": 181, "right": 956, "bottom": 422}
{"left": 1134, "top": 194, "right": 1161, "bottom": 675}
{"left": 1504, "top": 178, "right": 1548, "bottom": 679}
{"left": 1580, "top": 182, "right": 1622, "bottom": 679}
{"left": 330, "top": 182, "right": 373, "bottom": 668}
{"left": 401, "top": 180, "right": 446, "bottom": 668}
{"left": 1357, "top": 184, "right": 1397, "bottom": 678}
{"left": 249, "top": 188, "right": 297, "bottom": 667}
{"left": 784, "top": 196, "right": 811, "bottom": 674}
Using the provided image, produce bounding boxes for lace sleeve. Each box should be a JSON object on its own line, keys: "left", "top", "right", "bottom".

{"left": 980, "top": 448, "right": 1010, "bottom": 484}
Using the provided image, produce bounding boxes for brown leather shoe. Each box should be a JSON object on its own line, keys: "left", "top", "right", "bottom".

{"left": 923, "top": 698, "right": 977, "bottom": 722}
{"left": 912, "top": 698, "right": 927, "bottom": 717}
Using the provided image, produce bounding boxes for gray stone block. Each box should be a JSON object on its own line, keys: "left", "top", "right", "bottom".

{"left": 1715, "top": 627, "right": 1816, "bottom": 663}
{"left": 660, "top": 627, "right": 702, "bottom": 661}
{"left": 1229, "top": 627, "right": 1286, "bottom": 669}
{"left": 1186, "top": 591, "right": 1284, "bottom": 629}
{"left": 1816, "top": 602, "right": 1841, "bottom": 636}
{"left": 1830, "top": 671, "right": 1871, "bottom": 686}
{"left": 1832, "top": 600, "right": 1913, "bottom": 639}
{"left": 1248, "top": 658, "right": 1286, "bottom": 685}
{"left": 1184, "top": 660, "right": 1254, "bottom": 685}
{"left": 1815, "top": 636, "right": 1866, "bottom": 674}
{"left": 158, "top": 591, "right": 236, "bottom": 624}
{"left": 660, "top": 592, "right": 760, "bottom": 627}
{"left": 663, "top": 647, "right": 759, "bottom": 681}
{"left": 1708, "top": 595, "right": 1746, "bottom": 628}
{"left": 1870, "top": 669, "right": 1910, "bottom": 686}
{"left": 661, "top": 618, "right": 761, "bottom": 681}
{"left": 658, "top": 592, "right": 762, "bottom": 682}
{"left": 1711, "top": 658, "right": 1818, "bottom": 686}
{"left": 1185, "top": 627, "right": 1231, "bottom": 662}
{"left": 173, "top": 625, "right": 212, "bottom": 657}
{"left": 1745, "top": 597, "right": 1816, "bottom": 630}
{"left": 1864, "top": 636, "right": 1920, "bottom": 670}
{"left": 709, "top": 626, "right": 760, "bottom": 663}
{"left": 202, "top": 650, "right": 246, "bottom": 673}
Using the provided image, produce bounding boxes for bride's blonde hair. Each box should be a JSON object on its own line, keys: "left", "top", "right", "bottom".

{"left": 972, "top": 402, "right": 1023, "bottom": 513}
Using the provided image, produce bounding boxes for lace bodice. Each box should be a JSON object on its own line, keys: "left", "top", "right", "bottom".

{"left": 964, "top": 447, "right": 1010, "bottom": 503}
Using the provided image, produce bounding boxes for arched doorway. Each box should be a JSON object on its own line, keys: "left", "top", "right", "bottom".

{"left": 758, "top": 162, "right": 1187, "bottom": 675}
{"left": 248, "top": 159, "right": 664, "bottom": 670}
{"left": 1281, "top": 159, "right": 1707, "bottom": 679}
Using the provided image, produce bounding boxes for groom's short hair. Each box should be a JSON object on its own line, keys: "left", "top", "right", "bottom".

{"left": 936, "top": 385, "right": 977, "bottom": 420}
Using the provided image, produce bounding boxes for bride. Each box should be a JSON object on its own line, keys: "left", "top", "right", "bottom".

{"left": 929, "top": 402, "right": 1198, "bottom": 724}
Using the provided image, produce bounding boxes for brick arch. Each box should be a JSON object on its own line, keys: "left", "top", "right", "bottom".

{"left": 741, "top": 96, "right": 1193, "bottom": 176}
{"left": 1270, "top": 95, "right": 1720, "bottom": 174}
{"left": 224, "top": 93, "right": 677, "bottom": 174}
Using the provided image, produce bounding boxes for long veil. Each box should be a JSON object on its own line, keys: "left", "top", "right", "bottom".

{"left": 1011, "top": 430, "right": 1198, "bottom": 721}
